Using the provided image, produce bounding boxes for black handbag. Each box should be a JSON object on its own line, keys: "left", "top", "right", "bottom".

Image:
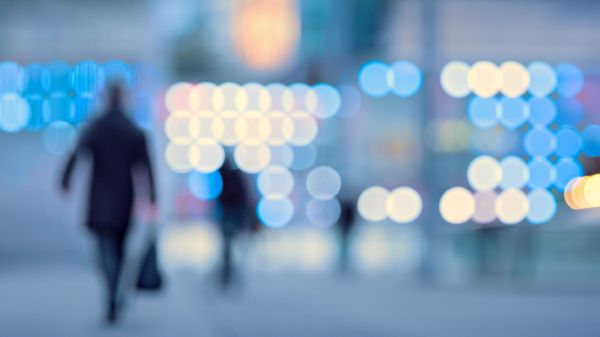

{"left": 136, "top": 240, "right": 163, "bottom": 291}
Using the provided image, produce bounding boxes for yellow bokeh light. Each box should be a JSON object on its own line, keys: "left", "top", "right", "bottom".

{"left": 188, "top": 82, "right": 218, "bottom": 111}
{"left": 495, "top": 188, "right": 529, "bottom": 224}
{"left": 573, "top": 176, "right": 592, "bottom": 209}
{"left": 243, "top": 83, "right": 271, "bottom": 111}
{"left": 583, "top": 175, "right": 600, "bottom": 208}
{"left": 233, "top": 0, "right": 300, "bottom": 71}
{"left": 234, "top": 143, "right": 271, "bottom": 173}
{"left": 213, "top": 110, "right": 242, "bottom": 145}
{"left": 165, "top": 110, "right": 194, "bottom": 144}
{"left": 357, "top": 186, "right": 389, "bottom": 222}
{"left": 165, "top": 82, "right": 193, "bottom": 111}
{"left": 439, "top": 187, "right": 475, "bottom": 224}
{"left": 467, "top": 155, "right": 502, "bottom": 192}
{"left": 165, "top": 142, "right": 193, "bottom": 173}
{"left": 290, "top": 111, "right": 317, "bottom": 146}
{"left": 499, "top": 61, "right": 530, "bottom": 98}
{"left": 267, "top": 83, "right": 294, "bottom": 111}
{"left": 385, "top": 187, "right": 422, "bottom": 224}
{"left": 468, "top": 61, "right": 501, "bottom": 98}
{"left": 564, "top": 177, "right": 583, "bottom": 210}
{"left": 187, "top": 139, "right": 225, "bottom": 173}
{"left": 236, "top": 110, "right": 271, "bottom": 145}
{"left": 267, "top": 111, "right": 294, "bottom": 145}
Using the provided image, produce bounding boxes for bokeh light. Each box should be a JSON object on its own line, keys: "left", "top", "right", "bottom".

{"left": 24, "top": 64, "right": 51, "bottom": 96}
{"left": 498, "top": 97, "right": 528, "bottom": 129}
{"left": 528, "top": 157, "right": 556, "bottom": 189}
{"left": 188, "top": 140, "right": 225, "bottom": 173}
{"left": 468, "top": 61, "right": 501, "bottom": 98}
{"left": 290, "top": 111, "right": 317, "bottom": 145}
{"left": 582, "top": 124, "right": 600, "bottom": 157}
{"left": 440, "top": 61, "right": 471, "bottom": 98}
{"left": 258, "top": 166, "right": 294, "bottom": 198}
{"left": 555, "top": 98, "right": 584, "bottom": 126}
{"left": 0, "top": 93, "right": 30, "bottom": 132}
{"left": 495, "top": 188, "right": 529, "bottom": 225}
{"left": 555, "top": 157, "right": 583, "bottom": 191}
{"left": 385, "top": 187, "right": 422, "bottom": 224}
{"left": 468, "top": 97, "right": 498, "bottom": 129}
{"left": 555, "top": 126, "right": 582, "bottom": 157}
{"left": 312, "top": 84, "right": 341, "bottom": 119}
{"left": 306, "top": 166, "right": 342, "bottom": 200}
{"left": 47, "top": 61, "right": 72, "bottom": 93}
{"left": 187, "top": 171, "right": 223, "bottom": 200}
{"left": 0, "top": 62, "right": 25, "bottom": 93}
{"left": 270, "top": 144, "right": 294, "bottom": 168}
{"left": 528, "top": 97, "right": 556, "bottom": 126}
{"left": 472, "top": 191, "right": 497, "bottom": 224}
{"left": 389, "top": 61, "right": 422, "bottom": 97}
{"left": 500, "top": 156, "right": 529, "bottom": 189}
{"left": 71, "top": 61, "right": 104, "bottom": 95}
{"left": 358, "top": 62, "right": 391, "bottom": 97}
{"left": 523, "top": 126, "right": 556, "bottom": 157}
{"left": 527, "top": 62, "right": 556, "bottom": 97}
{"left": 165, "top": 142, "right": 193, "bottom": 173}
{"left": 499, "top": 61, "right": 530, "bottom": 98}
{"left": 234, "top": 143, "right": 271, "bottom": 173}
{"left": 42, "top": 121, "right": 77, "bottom": 155}
{"left": 467, "top": 155, "right": 502, "bottom": 192}
{"left": 583, "top": 174, "right": 600, "bottom": 208}
{"left": 439, "top": 187, "right": 475, "bottom": 224}
{"left": 527, "top": 189, "right": 556, "bottom": 224}
{"left": 556, "top": 63, "right": 584, "bottom": 98}
{"left": 306, "top": 198, "right": 341, "bottom": 228}
{"left": 358, "top": 186, "right": 389, "bottom": 222}
{"left": 258, "top": 197, "right": 294, "bottom": 228}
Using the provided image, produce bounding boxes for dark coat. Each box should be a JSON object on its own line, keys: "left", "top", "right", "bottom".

{"left": 61, "top": 109, "right": 156, "bottom": 234}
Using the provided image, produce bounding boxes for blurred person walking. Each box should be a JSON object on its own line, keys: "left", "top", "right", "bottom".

{"left": 60, "top": 84, "right": 157, "bottom": 324}
{"left": 216, "top": 158, "right": 253, "bottom": 289}
{"left": 337, "top": 199, "right": 356, "bottom": 274}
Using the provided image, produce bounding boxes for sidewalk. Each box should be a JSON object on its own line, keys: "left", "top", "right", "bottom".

{"left": 1, "top": 263, "right": 599, "bottom": 337}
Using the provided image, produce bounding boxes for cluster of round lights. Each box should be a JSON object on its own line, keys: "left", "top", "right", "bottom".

{"left": 441, "top": 61, "right": 583, "bottom": 98}
{"left": 305, "top": 166, "right": 342, "bottom": 228}
{"left": 564, "top": 174, "right": 600, "bottom": 210}
{"left": 164, "top": 82, "right": 341, "bottom": 175}
{"left": 0, "top": 60, "right": 133, "bottom": 133}
{"left": 357, "top": 186, "right": 422, "bottom": 224}
{"left": 440, "top": 186, "right": 555, "bottom": 225}
{"left": 358, "top": 61, "right": 422, "bottom": 97}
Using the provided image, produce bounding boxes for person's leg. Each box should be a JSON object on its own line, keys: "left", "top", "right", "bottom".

{"left": 96, "top": 232, "right": 127, "bottom": 323}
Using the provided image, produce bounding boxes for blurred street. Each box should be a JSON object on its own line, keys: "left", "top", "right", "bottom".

{"left": 2, "top": 263, "right": 599, "bottom": 337}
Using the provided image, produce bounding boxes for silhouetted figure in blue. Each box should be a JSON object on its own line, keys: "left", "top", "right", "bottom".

{"left": 61, "top": 84, "right": 156, "bottom": 324}
{"left": 337, "top": 199, "right": 356, "bottom": 274}
{"left": 216, "top": 158, "right": 251, "bottom": 289}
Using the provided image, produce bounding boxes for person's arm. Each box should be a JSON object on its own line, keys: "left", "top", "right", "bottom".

{"left": 138, "top": 135, "right": 157, "bottom": 204}
{"left": 60, "top": 129, "right": 91, "bottom": 193}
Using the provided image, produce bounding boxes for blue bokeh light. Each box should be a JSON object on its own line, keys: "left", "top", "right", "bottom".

{"left": 72, "top": 61, "right": 104, "bottom": 96}
{"left": 583, "top": 125, "right": 600, "bottom": 157}
{"left": 527, "top": 189, "right": 557, "bottom": 224}
{"left": 358, "top": 61, "right": 390, "bottom": 97}
{"left": 42, "top": 121, "right": 77, "bottom": 155}
{"left": 528, "top": 97, "right": 556, "bottom": 126}
{"left": 468, "top": 97, "right": 498, "bottom": 129}
{"left": 44, "top": 94, "right": 75, "bottom": 123}
{"left": 187, "top": 171, "right": 223, "bottom": 201}
{"left": 500, "top": 156, "right": 529, "bottom": 189}
{"left": 528, "top": 158, "right": 556, "bottom": 189}
{"left": 26, "top": 96, "right": 50, "bottom": 131}
{"left": 389, "top": 61, "right": 421, "bottom": 97}
{"left": 24, "top": 64, "right": 51, "bottom": 96}
{"left": 554, "top": 157, "right": 583, "bottom": 191}
{"left": 499, "top": 97, "right": 528, "bottom": 129}
{"left": 524, "top": 126, "right": 556, "bottom": 157}
{"left": 0, "top": 62, "right": 25, "bottom": 94}
{"left": 73, "top": 96, "right": 97, "bottom": 125}
{"left": 47, "top": 61, "right": 72, "bottom": 93}
{"left": 555, "top": 127, "right": 582, "bottom": 157}
{"left": 556, "top": 63, "right": 584, "bottom": 98}
{"left": 258, "top": 197, "right": 294, "bottom": 228}
{"left": 313, "top": 83, "right": 341, "bottom": 119}
{"left": 527, "top": 62, "right": 557, "bottom": 97}
{"left": 0, "top": 93, "right": 30, "bottom": 132}
{"left": 555, "top": 98, "right": 584, "bottom": 126}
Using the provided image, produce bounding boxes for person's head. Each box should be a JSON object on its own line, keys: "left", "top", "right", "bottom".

{"left": 106, "top": 82, "right": 125, "bottom": 110}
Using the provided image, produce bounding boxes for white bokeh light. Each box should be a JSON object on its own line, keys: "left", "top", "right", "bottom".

{"left": 385, "top": 187, "right": 422, "bottom": 224}
{"left": 495, "top": 188, "right": 529, "bottom": 224}
{"left": 257, "top": 166, "right": 294, "bottom": 198}
{"left": 306, "top": 166, "right": 342, "bottom": 200}
{"left": 467, "top": 155, "right": 502, "bottom": 192}
{"left": 468, "top": 61, "right": 501, "bottom": 98}
{"left": 358, "top": 186, "right": 389, "bottom": 222}
{"left": 440, "top": 187, "right": 475, "bottom": 224}
{"left": 440, "top": 61, "right": 471, "bottom": 98}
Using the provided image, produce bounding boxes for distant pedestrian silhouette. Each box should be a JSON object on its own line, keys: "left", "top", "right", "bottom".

{"left": 216, "top": 158, "right": 251, "bottom": 289}
{"left": 61, "top": 84, "right": 156, "bottom": 324}
{"left": 337, "top": 199, "right": 356, "bottom": 274}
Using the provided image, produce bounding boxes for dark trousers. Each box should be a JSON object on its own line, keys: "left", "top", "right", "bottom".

{"left": 96, "top": 232, "right": 127, "bottom": 307}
